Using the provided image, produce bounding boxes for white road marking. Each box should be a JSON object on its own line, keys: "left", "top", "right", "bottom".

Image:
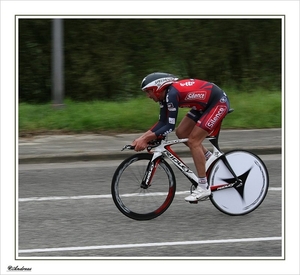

{"left": 18, "top": 191, "right": 185, "bottom": 202}
{"left": 19, "top": 194, "right": 112, "bottom": 202}
{"left": 18, "top": 236, "right": 282, "bottom": 254}
{"left": 18, "top": 188, "right": 281, "bottom": 202}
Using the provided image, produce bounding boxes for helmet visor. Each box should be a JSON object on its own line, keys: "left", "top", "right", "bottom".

{"left": 142, "top": 88, "right": 154, "bottom": 94}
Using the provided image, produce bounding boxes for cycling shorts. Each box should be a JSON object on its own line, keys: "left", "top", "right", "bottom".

{"left": 186, "top": 86, "right": 230, "bottom": 134}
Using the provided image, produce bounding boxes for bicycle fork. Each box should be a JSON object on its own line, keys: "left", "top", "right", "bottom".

{"left": 140, "top": 158, "right": 161, "bottom": 189}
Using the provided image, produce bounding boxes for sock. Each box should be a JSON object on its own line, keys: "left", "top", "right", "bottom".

{"left": 205, "top": 150, "right": 212, "bottom": 161}
{"left": 198, "top": 177, "right": 208, "bottom": 189}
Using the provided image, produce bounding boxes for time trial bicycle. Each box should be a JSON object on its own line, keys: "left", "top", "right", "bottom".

{"left": 111, "top": 109, "right": 269, "bottom": 220}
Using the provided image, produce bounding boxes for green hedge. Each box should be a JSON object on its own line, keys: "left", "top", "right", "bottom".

{"left": 19, "top": 18, "right": 282, "bottom": 103}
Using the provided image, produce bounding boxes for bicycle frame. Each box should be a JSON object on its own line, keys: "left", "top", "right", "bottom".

{"left": 145, "top": 137, "right": 221, "bottom": 187}
{"left": 122, "top": 109, "right": 239, "bottom": 191}
{"left": 141, "top": 117, "right": 241, "bottom": 192}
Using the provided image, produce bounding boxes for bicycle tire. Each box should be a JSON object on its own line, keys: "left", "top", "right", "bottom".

{"left": 207, "top": 150, "right": 269, "bottom": 215}
{"left": 111, "top": 153, "right": 176, "bottom": 220}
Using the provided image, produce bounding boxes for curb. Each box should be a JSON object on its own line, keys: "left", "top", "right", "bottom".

{"left": 18, "top": 147, "right": 281, "bottom": 164}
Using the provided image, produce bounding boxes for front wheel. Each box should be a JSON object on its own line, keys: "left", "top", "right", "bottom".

{"left": 111, "top": 153, "right": 176, "bottom": 220}
{"left": 207, "top": 150, "right": 269, "bottom": 215}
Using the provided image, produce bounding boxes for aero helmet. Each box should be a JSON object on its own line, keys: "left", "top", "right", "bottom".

{"left": 141, "top": 72, "right": 178, "bottom": 97}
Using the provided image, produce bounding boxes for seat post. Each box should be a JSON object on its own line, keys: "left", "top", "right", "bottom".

{"left": 207, "top": 130, "right": 222, "bottom": 153}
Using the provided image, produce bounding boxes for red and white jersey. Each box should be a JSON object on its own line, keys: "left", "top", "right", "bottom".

{"left": 150, "top": 78, "right": 229, "bottom": 137}
{"left": 171, "top": 79, "right": 214, "bottom": 111}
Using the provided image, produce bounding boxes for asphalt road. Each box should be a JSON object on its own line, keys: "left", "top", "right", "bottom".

{"left": 18, "top": 155, "right": 282, "bottom": 259}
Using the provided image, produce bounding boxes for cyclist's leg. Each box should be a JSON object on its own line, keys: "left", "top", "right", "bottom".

{"left": 176, "top": 112, "right": 197, "bottom": 139}
{"left": 184, "top": 126, "right": 211, "bottom": 202}
{"left": 176, "top": 110, "right": 211, "bottom": 155}
{"left": 187, "top": 126, "right": 209, "bottom": 178}
{"left": 185, "top": 93, "right": 229, "bottom": 202}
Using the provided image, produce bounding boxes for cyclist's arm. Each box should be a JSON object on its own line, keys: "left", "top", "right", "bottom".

{"left": 136, "top": 130, "right": 157, "bottom": 142}
{"left": 149, "top": 102, "right": 168, "bottom": 135}
{"left": 131, "top": 130, "right": 157, "bottom": 151}
{"left": 150, "top": 88, "right": 179, "bottom": 137}
{"left": 132, "top": 89, "right": 179, "bottom": 151}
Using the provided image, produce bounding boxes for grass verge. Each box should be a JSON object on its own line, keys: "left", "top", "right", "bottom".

{"left": 19, "top": 89, "right": 281, "bottom": 136}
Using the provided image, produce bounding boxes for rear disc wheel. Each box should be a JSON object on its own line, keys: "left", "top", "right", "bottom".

{"left": 208, "top": 150, "right": 269, "bottom": 215}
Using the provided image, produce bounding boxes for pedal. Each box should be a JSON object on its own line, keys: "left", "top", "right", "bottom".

{"left": 199, "top": 196, "right": 210, "bottom": 201}
{"left": 188, "top": 196, "right": 210, "bottom": 204}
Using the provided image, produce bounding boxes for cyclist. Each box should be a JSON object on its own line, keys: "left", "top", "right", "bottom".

{"left": 131, "top": 72, "right": 230, "bottom": 202}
